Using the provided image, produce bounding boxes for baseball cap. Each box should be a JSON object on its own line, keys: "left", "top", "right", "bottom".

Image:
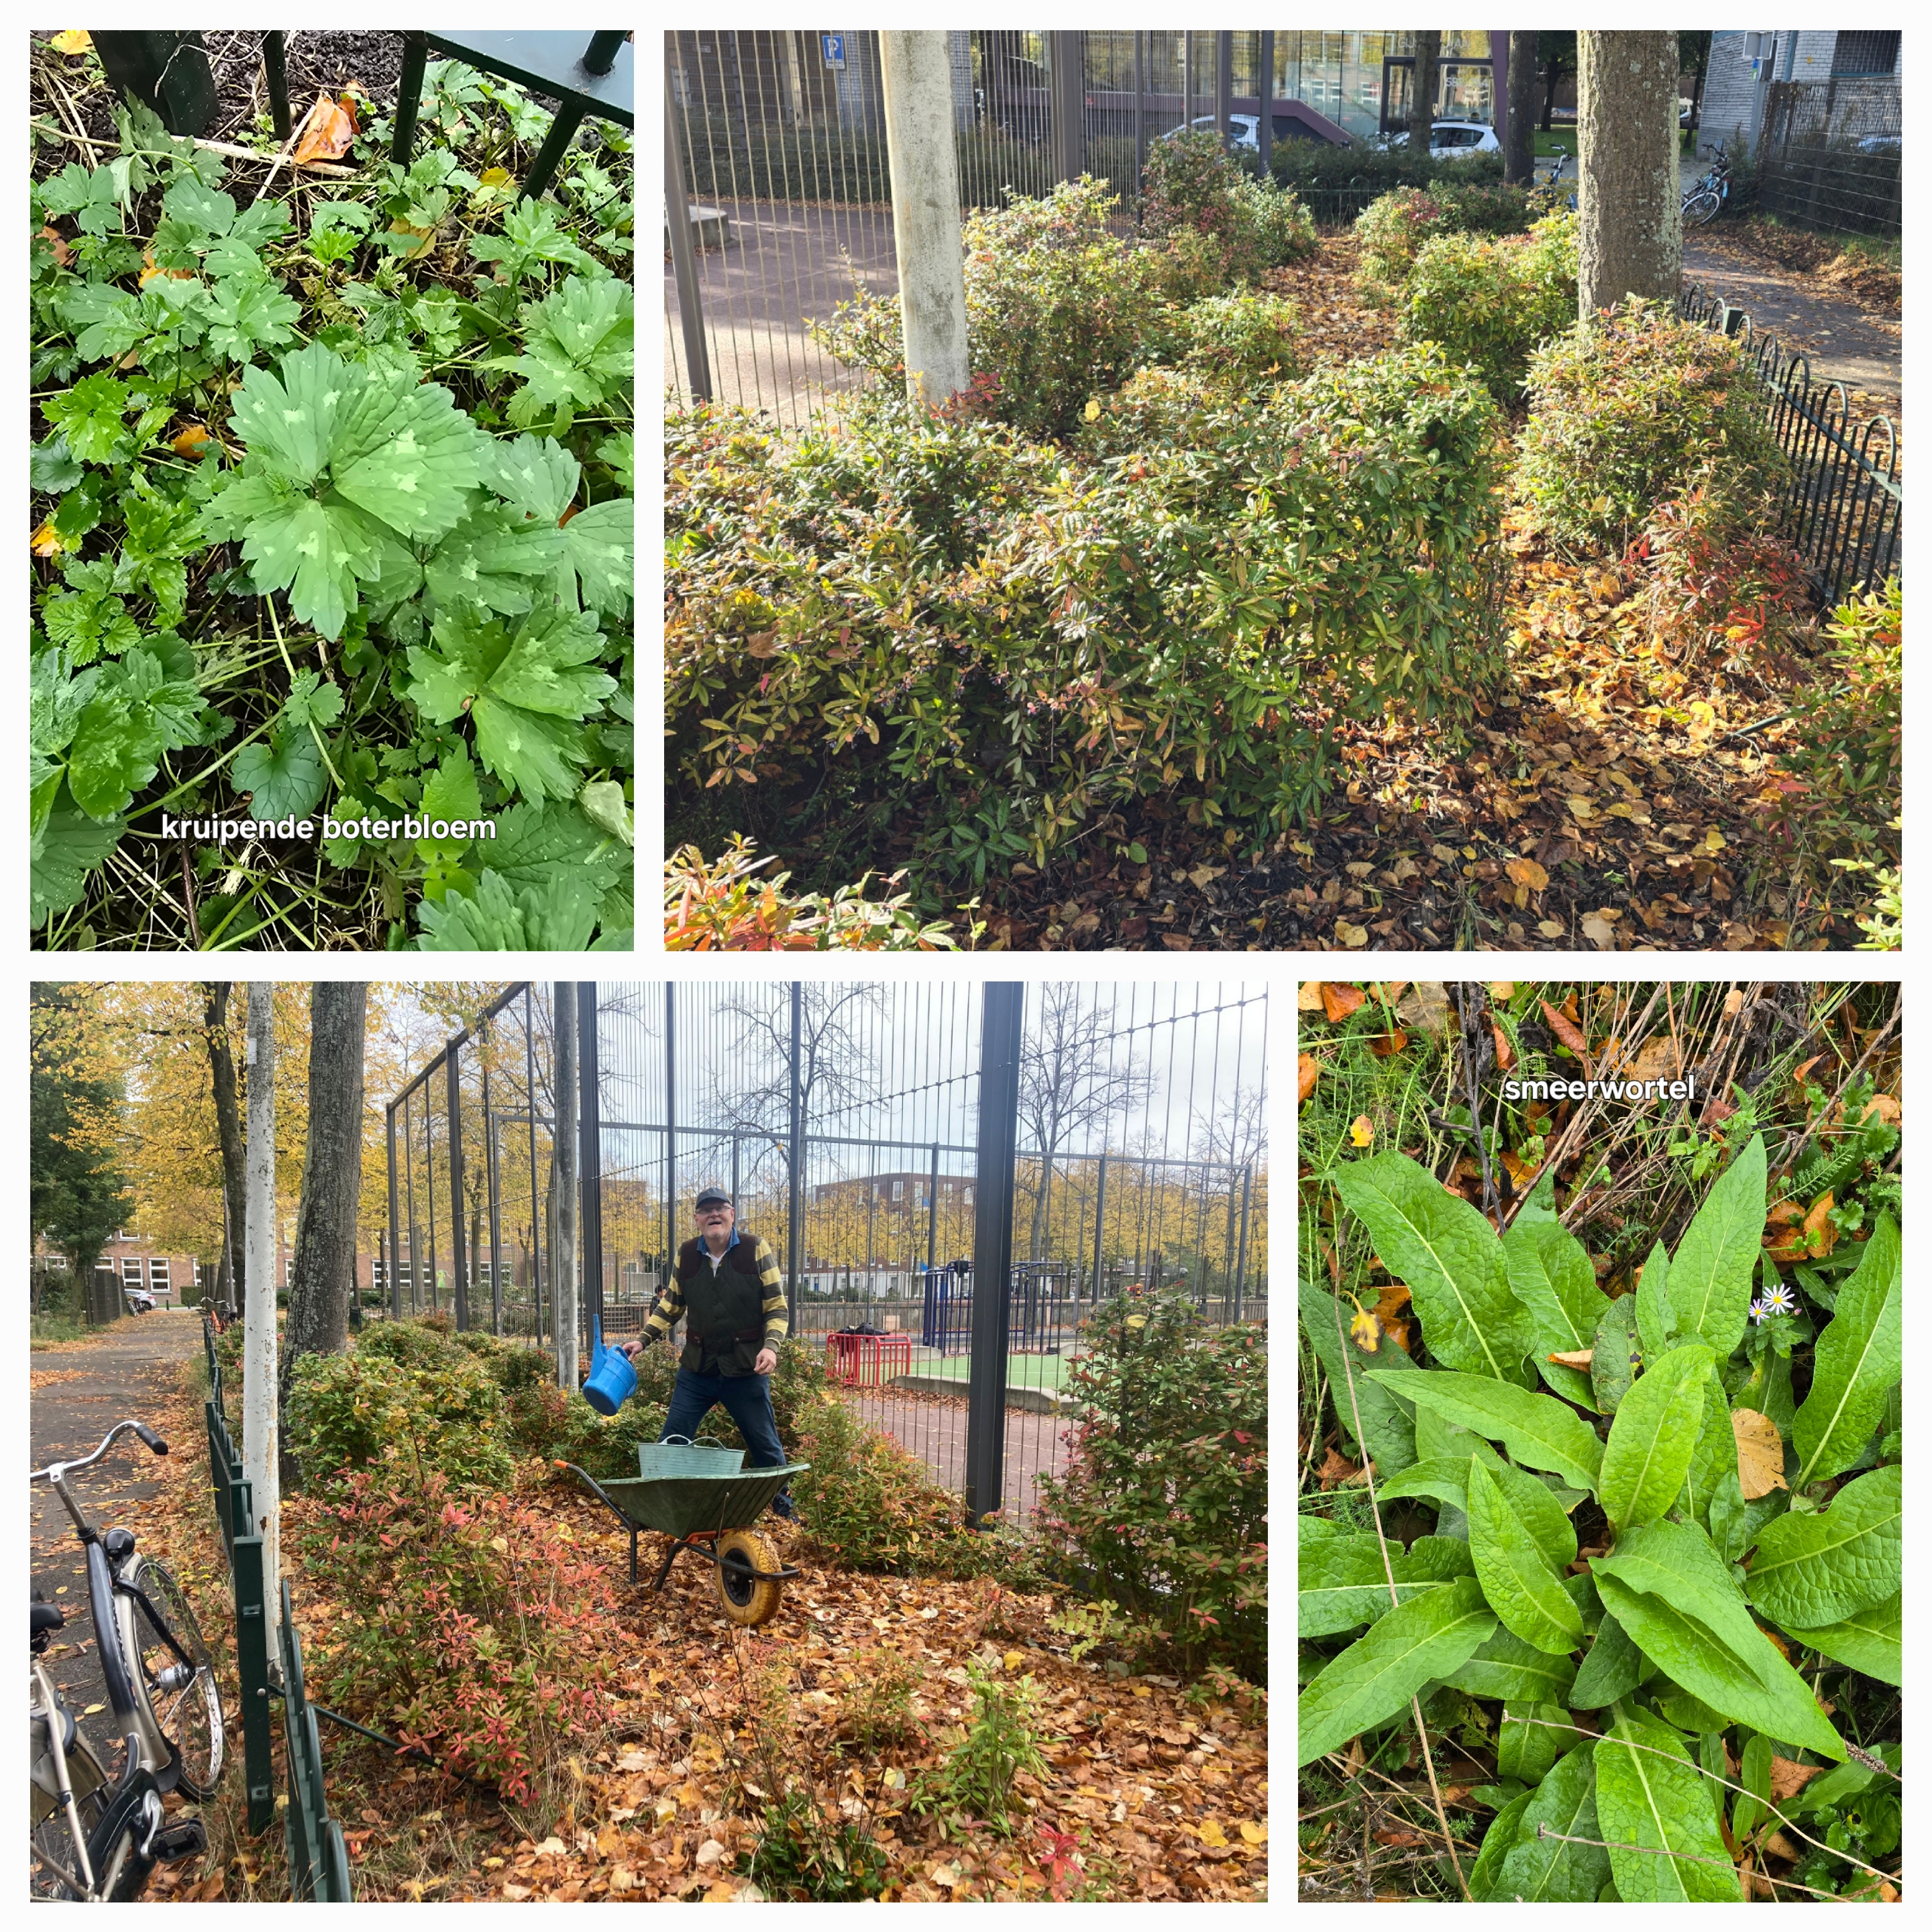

{"left": 695, "top": 1186, "right": 732, "bottom": 1209}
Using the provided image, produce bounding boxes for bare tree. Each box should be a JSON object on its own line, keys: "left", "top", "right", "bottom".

{"left": 1577, "top": 31, "right": 1682, "bottom": 315}
{"left": 280, "top": 983, "right": 367, "bottom": 1485}
{"left": 1409, "top": 31, "right": 1441, "bottom": 155}
{"left": 716, "top": 984, "right": 889, "bottom": 1142}
{"left": 1018, "top": 985, "right": 1158, "bottom": 1262}
{"left": 1506, "top": 30, "right": 1538, "bottom": 185}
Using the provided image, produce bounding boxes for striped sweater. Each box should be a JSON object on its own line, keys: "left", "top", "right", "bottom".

{"left": 641, "top": 1234, "right": 789, "bottom": 1354}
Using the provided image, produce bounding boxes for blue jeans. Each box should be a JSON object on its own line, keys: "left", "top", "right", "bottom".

{"left": 661, "top": 1368, "right": 795, "bottom": 1517}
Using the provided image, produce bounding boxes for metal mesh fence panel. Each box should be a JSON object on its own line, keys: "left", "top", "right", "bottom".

{"left": 384, "top": 980, "right": 1269, "bottom": 1524}
{"left": 1758, "top": 77, "right": 1901, "bottom": 240}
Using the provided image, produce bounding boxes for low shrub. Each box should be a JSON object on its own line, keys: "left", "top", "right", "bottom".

{"left": 668, "top": 343, "right": 1506, "bottom": 871}
{"left": 356, "top": 1315, "right": 464, "bottom": 1374}
{"left": 1775, "top": 578, "right": 1902, "bottom": 873}
{"left": 1177, "top": 289, "right": 1303, "bottom": 390}
{"left": 664, "top": 834, "right": 960, "bottom": 951}
{"left": 1271, "top": 138, "right": 1505, "bottom": 209}
{"left": 1353, "top": 186, "right": 1452, "bottom": 296}
{"left": 911, "top": 1658, "right": 1055, "bottom": 1833}
{"left": 286, "top": 1344, "right": 514, "bottom": 1491}
{"left": 1142, "top": 127, "right": 1322, "bottom": 280}
{"left": 1514, "top": 296, "right": 1788, "bottom": 550}
{"left": 1434, "top": 179, "right": 1534, "bottom": 237}
{"left": 1399, "top": 211, "right": 1578, "bottom": 400}
{"left": 299, "top": 1468, "right": 616, "bottom": 1811}
{"left": 1034, "top": 1291, "right": 1266, "bottom": 1681}
{"left": 790, "top": 1391, "right": 995, "bottom": 1576}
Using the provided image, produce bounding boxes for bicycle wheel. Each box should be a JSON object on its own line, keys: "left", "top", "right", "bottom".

{"left": 30, "top": 1729, "right": 113, "bottom": 1898}
{"left": 1684, "top": 189, "right": 1721, "bottom": 227}
{"left": 115, "top": 1555, "right": 225, "bottom": 1799}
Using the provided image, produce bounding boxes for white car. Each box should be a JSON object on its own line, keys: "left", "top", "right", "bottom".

{"left": 123, "top": 1285, "right": 156, "bottom": 1313}
{"left": 1165, "top": 112, "right": 1325, "bottom": 153}
{"left": 1373, "top": 120, "right": 1501, "bottom": 161}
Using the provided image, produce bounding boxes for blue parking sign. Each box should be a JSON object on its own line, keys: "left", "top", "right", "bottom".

{"left": 821, "top": 33, "right": 845, "bottom": 70}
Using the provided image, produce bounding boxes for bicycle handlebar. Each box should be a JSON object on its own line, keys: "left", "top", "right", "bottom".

{"left": 30, "top": 1417, "right": 168, "bottom": 1485}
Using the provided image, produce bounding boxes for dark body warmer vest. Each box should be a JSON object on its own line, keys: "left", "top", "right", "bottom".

{"left": 675, "top": 1232, "right": 767, "bottom": 1376}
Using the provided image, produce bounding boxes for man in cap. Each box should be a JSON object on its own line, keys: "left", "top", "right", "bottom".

{"left": 624, "top": 1187, "right": 796, "bottom": 1519}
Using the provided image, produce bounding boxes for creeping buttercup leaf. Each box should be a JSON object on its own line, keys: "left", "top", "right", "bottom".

{"left": 232, "top": 729, "right": 326, "bottom": 823}
{"left": 32, "top": 786, "right": 123, "bottom": 924}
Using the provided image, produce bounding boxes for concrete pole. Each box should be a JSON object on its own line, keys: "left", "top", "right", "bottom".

{"left": 242, "top": 982, "right": 280, "bottom": 1655}
{"left": 879, "top": 30, "right": 969, "bottom": 407}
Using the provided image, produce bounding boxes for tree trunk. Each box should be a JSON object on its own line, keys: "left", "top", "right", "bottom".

{"left": 279, "top": 983, "right": 367, "bottom": 1487}
{"left": 1689, "top": 68, "right": 1705, "bottom": 131}
{"left": 1409, "top": 32, "right": 1440, "bottom": 153}
{"left": 243, "top": 982, "right": 281, "bottom": 1654}
{"left": 554, "top": 983, "right": 580, "bottom": 1391}
{"left": 1506, "top": 31, "right": 1538, "bottom": 184}
{"left": 205, "top": 982, "right": 246, "bottom": 1309}
{"left": 1542, "top": 56, "right": 1560, "bottom": 131}
{"left": 1577, "top": 32, "right": 1682, "bottom": 318}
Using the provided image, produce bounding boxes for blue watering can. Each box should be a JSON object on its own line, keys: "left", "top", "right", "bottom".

{"left": 582, "top": 1311, "right": 636, "bottom": 1417}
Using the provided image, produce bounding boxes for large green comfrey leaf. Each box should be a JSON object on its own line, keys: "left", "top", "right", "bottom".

{"left": 1295, "top": 1575, "right": 1496, "bottom": 1768}
{"left": 1791, "top": 1214, "right": 1901, "bottom": 1487}
{"left": 1438, "top": 1622, "right": 1576, "bottom": 1704}
{"left": 1498, "top": 1741, "right": 1611, "bottom": 1903}
{"left": 405, "top": 605, "right": 618, "bottom": 802}
{"left": 1364, "top": 1366, "right": 1602, "bottom": 1491}
{"left": 1501, "top": 1213, "right": 1609, "bottom": 1408}
{"left": 1634, "top": 1240, "right": 1674, "bottom": 1360}
{"left": 1743, "top": 1462, "right": 1901, "bottom": 1630}
{"left": 1297, "top": 1531, "right": 1474, "bottom": 1638}
{"left": 1567, "top": 1609, "right": 1648, "bottom": 1709}
{"left": 1666, "top": 1130, "right": 1767, "bottom": 1356}
{"left": 1676, "top": 1364, "right": 1739, "bottom": 1529}
{"left": 1592, "top": 1710, "right": 1743, "bottom": 1902}
{"left": 1782, "top": 1589, "right": 1902, "bottom": 1686}
{"left": 1465, "top": 1458, "right": 1584, "bottom": 1656}
{"left": 1466, "top": 1788, "right": 1538, "bottom": 1902}
{"left": 1377, "top": 1448, "right": 1577, "bottom": 1573}
{"left": 203, "top": 343, "right": 482, "bottom": 637}
{"left": 1297, "top": 1277, "right": 1418, "bottom": 1477}
{"left": 1334, "top": 1152, "right": 1537, "bottom": 1378}
{"left": 1596, "top": 1342, "right": 1712, "bottom": 1532}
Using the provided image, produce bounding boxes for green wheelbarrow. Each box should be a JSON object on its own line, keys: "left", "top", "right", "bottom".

{"left": 557, "top": 1439, "right": 810, "bottom": 1627}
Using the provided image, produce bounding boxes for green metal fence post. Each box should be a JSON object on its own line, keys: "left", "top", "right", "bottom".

{"left": 231, "top": 1533, "right": 275, "bottom": 1834}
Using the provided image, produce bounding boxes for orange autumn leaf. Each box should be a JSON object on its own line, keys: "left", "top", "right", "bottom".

{"left": 1297, "top": 1052, "right": 1321, "bottom": 1104}
{"left": 1375, "top": 1281, "right": 1412, "bottom": 1318}
{"left": 1765, "top": 1198, "right": 1805, "bottom": 1229}
{"left": 293, "top": 90, "right": 358, "bottom": 165}
{"left": 1491, "top": 1022, "right": 1515, "bottom": 1072}
{"left": 1540, "top": 998, "right": 1591, "bottom": 1067}
{"left": 38, "top": 225, "right": 72, "bottom": 266}
{"left": 1366, "top": 1027, "right": 1409, "bottom": 1059}
{"left": 1505, "top": 857, "right": 1548, "bottom": 892}
{"left": 1801, "top": 1191, "right": 1837, "bottom": 1258}
{"left": 50, "top": 29, "right": 93, "bottom": 55}
{"left": 171, "top": 423, "right": 213, "bottom": 458}
{"left": 1370, "top": 981, "right": 1408, "bottom": 1006}
{"left": 1546, "top": 1348, "right": 1595, "bottom": 1371}
{"left": 139, "top": 249, "right": 195, "bottom": 289}
{"left": 31, "top": 519, "right": 66, "bottom": 557}
{"left": 1321, "top": 983, "right": 1366, "bottom": 1024}
{"left": 1499, "top": 1147, "right": 1540, "bottom": 1191}
{"left": 1791, "top": 1055, "right": 1823, "bottom": 1092}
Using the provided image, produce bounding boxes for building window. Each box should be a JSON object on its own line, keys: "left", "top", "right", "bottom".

{"left": 1832, "top": 32, "right": 1900, "bottom": 77}
{"left": 892, "top": 1179, "right": 904, "bottom": 1201}
{"left": 150, "top": 1259, "right": 170, "bottom": 1289}
{"left": 121, "top": 1257, "right": 144, "bottom": 1286}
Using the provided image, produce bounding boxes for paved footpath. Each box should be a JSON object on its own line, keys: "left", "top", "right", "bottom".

{"left": 31, "top": 1311, "right": 203, "bottom": 1770}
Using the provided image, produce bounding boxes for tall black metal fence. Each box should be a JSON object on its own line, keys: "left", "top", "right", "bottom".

{"left": 1757, "top": 76, "right": 1901, "bottom": 240}
{"left": 380, "top": 981, "right": 1269, "bottom": 1523}
{"left": 1678, "top": 283, "right": 1900, "bottom": 603}
{"left": 665, "top": 28, "right": 1421, "bottom": 423}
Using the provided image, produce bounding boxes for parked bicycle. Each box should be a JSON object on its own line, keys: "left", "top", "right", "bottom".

{"left": 1682, "top": 144, "right": 1731, "bottom": 226}
{"left": 1538, "top": 146, "right": 1578, "bottom": 211}
{"left": 30, "top": 1419, "right": 223, "bottom": 1900}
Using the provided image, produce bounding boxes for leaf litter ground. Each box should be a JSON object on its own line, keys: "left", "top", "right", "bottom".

{"left": 95, "top": 1350, "right": 1265, "bottom": 1904}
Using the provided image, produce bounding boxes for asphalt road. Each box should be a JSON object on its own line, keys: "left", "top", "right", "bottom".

{"left": 30, "top": 1311, "right": 203, "bottom": 1773}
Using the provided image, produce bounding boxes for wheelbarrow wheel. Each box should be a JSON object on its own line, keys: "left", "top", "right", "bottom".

{"left": 714, "top": 1528, "right": 782, "bottom": 1627}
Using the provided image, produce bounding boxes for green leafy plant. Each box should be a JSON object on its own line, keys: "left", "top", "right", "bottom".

{"left": 1399, "top": 212, "right": 1578, "bottom": 401}
{"left": 1514, "top": 298, "right": 1788, "bottom": 551}
{"left": 1300, "top": 1134, "right": 1902, "bottom": 1901}
{"left": 912, "top": 1658, "right": 1056, "bottom": 1833}
{"left": 1035, "top": 1290, "right": 1265, "bottom": 1680}
{"left": 30, "top": 60, "right": 633, "bottom": 950}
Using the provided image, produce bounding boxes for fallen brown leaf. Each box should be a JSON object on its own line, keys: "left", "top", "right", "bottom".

{"left": 294, "top": 90, "right": 359, "bottom": 165}
{"left": 1546, "top": 1349, "right": 1595, "bottom": 1371}
{"left": 1298, "top": 1051, "right": 1321, "bottom": 1104}
{"left": 1731, "top": 1408, "right": 1788, "bottom": 1501}
{"left": 1540, "top": 998, "right": 1591, "bottom": 1071}
{"left": 1767, "top": 1757, "right": 1823, "bottom": 1802}
{"left": 1322, "top": 983, "right": 1367, "bottom": 1024}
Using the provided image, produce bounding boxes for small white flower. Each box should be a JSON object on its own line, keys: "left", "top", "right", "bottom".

{"left": 1758, "top": 1282, "right": 1798, "bottom": 1319}
{"left": 1748, "top": 1296, "right": 1768, "bottom": 1325}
